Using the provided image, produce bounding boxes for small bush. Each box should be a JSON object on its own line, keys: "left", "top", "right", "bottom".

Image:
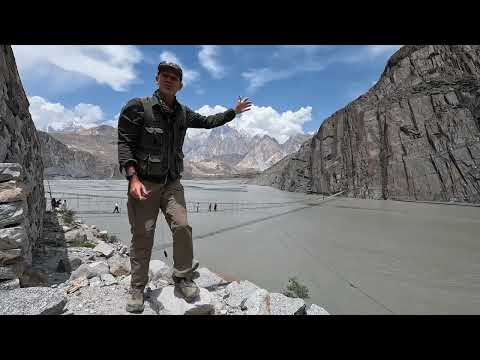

{"left": 61, "top": 209, "right": 76, "bottom": 225}
{"left": 68, "top": 233, "right": 96, "bottom": 248}
{"left": 282, "top": 277, "right": 310, "bottom": 299}
{"left": 108, "top": 234, "right": 119, "bottom": 243}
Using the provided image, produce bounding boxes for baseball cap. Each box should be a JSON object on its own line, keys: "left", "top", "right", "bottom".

{"left": 157, "top": 61, "right": 183, "bottom": 81}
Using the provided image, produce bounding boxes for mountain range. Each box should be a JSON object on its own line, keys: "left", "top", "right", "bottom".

{"left": 40, "top": 123, "right": 312, "bottom": 179}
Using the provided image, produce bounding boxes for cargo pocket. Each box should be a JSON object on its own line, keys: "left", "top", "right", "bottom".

{"left": 175, "top": 151, "right": 184, "bottom": 174}
{"left": 148, "top": 153, "right": 168, "bottom": 178}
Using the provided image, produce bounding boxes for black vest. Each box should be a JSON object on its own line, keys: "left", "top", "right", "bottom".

{"left": 135, "top": 96, "right": 187, "bottom": 183}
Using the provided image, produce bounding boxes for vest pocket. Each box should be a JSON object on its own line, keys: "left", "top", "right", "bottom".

{"left": 136, "top": 151, "right": 168, "bottom": 178}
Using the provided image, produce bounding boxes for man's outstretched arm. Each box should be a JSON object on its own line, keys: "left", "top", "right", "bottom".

{"left": 186, "top": 97, "right": 252, "bottom": 129}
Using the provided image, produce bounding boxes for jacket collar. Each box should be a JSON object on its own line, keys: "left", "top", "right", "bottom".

{"left": 152, "top": 89, "right": 181, "bottom": 113}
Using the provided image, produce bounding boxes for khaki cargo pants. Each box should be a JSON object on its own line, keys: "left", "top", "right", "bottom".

{"left": 127, "top": 178, "right": 196, "bottom": 290}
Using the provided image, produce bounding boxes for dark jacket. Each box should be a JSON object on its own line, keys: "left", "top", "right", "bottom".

{"left": 118, "top": 90, "right": 236, "bottom": 182}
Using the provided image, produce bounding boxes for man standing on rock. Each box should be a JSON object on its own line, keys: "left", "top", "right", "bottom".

{"left": 117, "top": 61, "right": 252, "bottom": 313}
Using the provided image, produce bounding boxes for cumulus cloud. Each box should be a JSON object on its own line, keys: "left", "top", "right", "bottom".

{"left": 191, "top": 105, "right": 313, "bottom": 144}
{"left": 159, "top": 50, "right": 199, "bottom": 85}
{"left": 12, "top": 45, "right": 143, "bottom": 91}
{"left": 198, "top": 45, "right": 226, "bottom": 79}
{"left": 28, "top": 96, "right": 113, "bottom": 132}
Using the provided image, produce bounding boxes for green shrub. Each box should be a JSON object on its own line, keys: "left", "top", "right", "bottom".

{"left": 282, "top": 277, "right": 310, "bottom": 299}
{"left": 61, "top": 209, "right": 76, "bottom": 225}
{"left": 68, "top": 233, "right": 96, "bottom": 248}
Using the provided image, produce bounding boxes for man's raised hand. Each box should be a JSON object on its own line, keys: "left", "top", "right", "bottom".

{"left": 234, "top": 96, "right": 252, "bottom": 114}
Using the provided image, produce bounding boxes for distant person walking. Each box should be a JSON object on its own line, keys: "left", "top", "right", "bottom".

{"left": 214, "top": 203, "right": 217, "bottom": 212}
{"left": 196, "top": 202, "right": 199, "bottom": 212}
{"left": 62, "top": 199, "right": 67, "bottom": 210}
{"left": 209, "top": 203, "right": 212, "bottom": 212}
{"left": 51, "top": 197, "right": 56, "bottom": 210}
{"left": 113, "top": 203, "right": 120, "bottom": 213}
{"left": 117, "top": 60, "right": 252, "bottom": 313}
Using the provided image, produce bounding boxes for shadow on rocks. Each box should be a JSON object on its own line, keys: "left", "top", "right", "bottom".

{"left": 22, "top": 210, "right": 74, "bottom": 287}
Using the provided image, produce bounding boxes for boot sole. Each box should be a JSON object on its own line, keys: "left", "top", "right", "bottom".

{"left": 126, "top": 304, "right": 145, "bottom": 314}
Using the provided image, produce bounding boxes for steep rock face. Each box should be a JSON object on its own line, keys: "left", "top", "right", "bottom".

{"left": 255, "top": 140, "right": 312, "bottom": 192}
{"left": 38, "top": 131, "right": 121, "bottom": 179}
{"left": 0, "top": 45, "right": 45, "bottom": 266}
{"left": 258, "top": 45, "right": 480, "bottom": 202}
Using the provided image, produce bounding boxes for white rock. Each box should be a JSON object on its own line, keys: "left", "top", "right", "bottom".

{"left": 268, "top": 293, "right": 306, "bottom": 315}
{"left": 89, "top": 276, "right": 102, "bottom": 288}
{"left": 62, "top": 226, "right": 71, "bottom": 232}
{"left": 306, "top": 304, "right": 330, "bottom": 315}
{"left": 150, "top": 286, "right": 214, "bottom": 315}
{"left": 225, "top": 280, "right": 260, "bottom": 308}
{"left": 94, "top": 241, "right": 114, "bottom": 258}
{"left": 194, "top": 267, "right": 228, "bottom": 289}
{"left": 108, "top": 254, "right": 131, "bottom": 277}
{"left": 245, "top": 289, "right": 270, "bottom": 315}
{"left": 91, "top": 225, "right": 97, "bottom": 230}
{"left": 69, "top": 261, "right": 109, "bottom": 281}
{"left": 148, "top": 260, "right": 172, "bottom": 282}
{"left": 100, "top": 273, "right": 117, "bottom": 286}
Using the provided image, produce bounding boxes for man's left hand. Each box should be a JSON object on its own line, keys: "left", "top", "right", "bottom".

{"left": 234, "top": 97, "right": 252, "bottom": 114}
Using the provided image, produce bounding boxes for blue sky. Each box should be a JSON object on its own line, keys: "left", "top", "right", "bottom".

{"left": 12, "top": 45, "right": 401, "bottom": 142}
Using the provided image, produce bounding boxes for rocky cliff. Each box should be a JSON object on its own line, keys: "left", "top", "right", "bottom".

{"left": 0, "top": 45, "right": 45, "bottom": 277}
{"left": 39, "top": 131, "right": 122, "bottom": 179}
{"left": 257, "top": 45, "right": 480, "bottom": 202}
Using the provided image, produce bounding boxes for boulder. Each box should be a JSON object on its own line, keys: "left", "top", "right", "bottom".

{"left": 0, "top": 287, "right": 67, "bottom": 315}
{"left": 69, "top": 261, "right": 109, "bottom": 281}
{"left": 306, "top": 304, "right": 330, "bottom": 315}
{"left": 149, "top": 286, "right": 214, "bottom": 315}
{"left": 225, "top": 280, "right": 260, "bottom": 308}
{"left": 100, "top": 273, "right": 117, "bottom": 286}
{"left": 268, "top": 293, "right": 306, "bottom": 315}
{"left": 108, "top": 254, "right": 131, "bottom": 277}
{"left": 94, "top": 241, "right": 114, "bottom": 258}
{"left": 245, "top": 289, "right": 270, "bottom": 315}
{"left": 193, "top": 267, "right": 229, "bottom": 290}
{"left": 148, "top": 260, "right": 172, "bottom": 282}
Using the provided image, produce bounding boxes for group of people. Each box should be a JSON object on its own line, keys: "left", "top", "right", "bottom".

{"left": 51, "top": 197, "right": 67, "bottom": 210}
{"left": 208, "top": 203, "right": 218, "bottom": 212}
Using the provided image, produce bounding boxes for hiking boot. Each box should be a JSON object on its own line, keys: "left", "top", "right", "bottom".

{"left": 126, "top": 287, "right": 145, "bottom": 314}
{"left": 173, "top": 276, "right": 200, "bottom": 302}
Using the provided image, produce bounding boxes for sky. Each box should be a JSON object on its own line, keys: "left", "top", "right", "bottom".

{"left": 12, "top": 45, "right": 401, "bottom": 144}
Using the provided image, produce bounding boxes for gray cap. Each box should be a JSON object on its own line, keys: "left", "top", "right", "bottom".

{"left": 157, "top": 61, "right": 183, "bottom": 81}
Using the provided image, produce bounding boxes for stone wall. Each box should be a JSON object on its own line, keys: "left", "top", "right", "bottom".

{"left": 0, "top": 45, "right": 45, "bottom": 285}
{"left": 0, "top": 164, "right": 30, "bottom": 287}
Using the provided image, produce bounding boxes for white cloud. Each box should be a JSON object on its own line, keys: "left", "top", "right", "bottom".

{"left": 28, "top": 96, "right": 114, "bottom": 132}
{"left": 242, "top": 68, "right": 293, "bottom": 93}
{"left": 12, "top": 45, "right": 143, "bottom": 92}
{"left": 159, "top": 51, "right": 199, "bottom": 86}
{"left": 198, "top": 45, "right": 226, "bottom": 79}
{"left": 187, "top": 104, "right": 312, "bottom": 143}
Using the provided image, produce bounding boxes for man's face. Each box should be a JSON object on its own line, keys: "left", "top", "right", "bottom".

{"left": 156, "top": 70, "right": 183, "bottom": 96}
